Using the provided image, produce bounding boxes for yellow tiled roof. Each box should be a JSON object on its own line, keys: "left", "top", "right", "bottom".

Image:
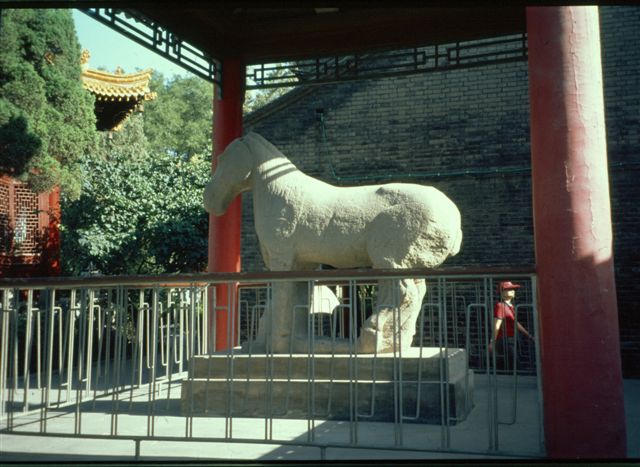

{"left": 81, "top": 68, "right": 157, "bottom": 102}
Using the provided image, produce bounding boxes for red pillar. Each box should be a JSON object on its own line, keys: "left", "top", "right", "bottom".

{"left": 527, "top": 6, "right": 626, "bottom": 458}
{"left": 209, "top": 57, "right": 244, "bottom": 351}
{"left": 45, "top": 187, "right": 61, "bottom": 275}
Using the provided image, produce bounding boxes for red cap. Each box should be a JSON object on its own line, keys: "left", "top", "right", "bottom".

{"left": 499, "top": 281, "right": 521, "bottom": 291}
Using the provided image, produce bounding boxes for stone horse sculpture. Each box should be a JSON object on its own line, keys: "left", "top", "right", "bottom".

{"left": 204, "top": 132, "right": 462, "bottom": 354}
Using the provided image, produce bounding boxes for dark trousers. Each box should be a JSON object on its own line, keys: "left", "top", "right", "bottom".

{"left": 494, "top": 336, "right": 517, "bottom": 373}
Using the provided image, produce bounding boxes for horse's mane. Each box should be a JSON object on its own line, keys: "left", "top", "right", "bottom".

{"left": 245, "top": 132, "right": 293, "bottom": 164}
{"left": 243, "top": 132, "right": 306, "bottom": 190}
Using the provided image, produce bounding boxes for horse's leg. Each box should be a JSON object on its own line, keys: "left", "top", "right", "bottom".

{"left": 275, "top": 280, "right": 316, "bottom": 353}
{"left": 252, "top": 281, "right": 294, "bottom": 354}
{"left": 358, "top": 277, "right": 421, "bottom": 353}
{"left": 401, "top": 279, "right": 426, "bottom": 347}
{"left": 253, "top": 259, "right": 315, "bottom": 354}
{"left": 357, "top": 277, "right": 394, "bottom": 353}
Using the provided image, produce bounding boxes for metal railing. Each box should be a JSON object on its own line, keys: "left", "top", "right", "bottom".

{"left": 0, "top": 268, "right": 544, "bottom": 459}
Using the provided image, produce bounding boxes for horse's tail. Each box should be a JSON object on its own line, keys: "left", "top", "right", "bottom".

{"left": 450, "top": 227, "right": 463, "bottom": 256}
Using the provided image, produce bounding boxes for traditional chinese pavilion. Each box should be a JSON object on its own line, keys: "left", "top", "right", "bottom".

{"left": 80, "top": 50, "right": 156, "bottom": 131}
{"left": 0, "top": 51, "right": 156, "bottom": 277}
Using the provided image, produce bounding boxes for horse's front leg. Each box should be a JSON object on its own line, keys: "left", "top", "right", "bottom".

{"left": 252, "top": 259, "right": 313, "bottom": 354}
{"left": 267, "top": 281, "right": 311, "bottom": 353}
{"left": 252, "top": 283, "right": 296, "bottom": 354}
{"left": 358, "top": 278, "right": 426, "bottom": 353}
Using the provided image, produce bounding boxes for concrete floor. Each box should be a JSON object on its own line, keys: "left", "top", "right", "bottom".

{"left": 1, "top": 376, "right": 638, "bottom": 461}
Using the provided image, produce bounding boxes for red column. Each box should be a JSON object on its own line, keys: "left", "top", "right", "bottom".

{"left": 527, "top": 7, "right": 626, "bottom": 458}
{"left": 209, "top": 57, "right": 245, "bottom": 351}
{"left": 45, "top": 187, "right": 61, "bottom": 275}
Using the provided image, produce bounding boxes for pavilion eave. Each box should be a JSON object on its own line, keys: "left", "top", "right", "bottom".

{"left": 132, "top": 6, "right": 526, "bottom": 64}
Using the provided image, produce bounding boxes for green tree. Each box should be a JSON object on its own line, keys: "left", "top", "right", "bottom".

{"left": 143, "top": 72, "right": 213, "bottom": 160}
{"left": 142, "top": 68, "right": 295, "bottom": 156}
{"left": 0, "top": 9, "right": 97, "bottom": 199}
{"left": 61, "top": 115, "right": 210, "bottom": 275}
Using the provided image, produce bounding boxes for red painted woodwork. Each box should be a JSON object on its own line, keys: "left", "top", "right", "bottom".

{"left": 527, "top": 6, "right": 626, "bottom": 458}
{"left": 44, "top": 187, "right": 61, "bottom": 275}
{"left": 0, "top": 176, "right": 60, "bottom": 278}
{"left": 208, "top": 58, "right": 245, "bottom": 351}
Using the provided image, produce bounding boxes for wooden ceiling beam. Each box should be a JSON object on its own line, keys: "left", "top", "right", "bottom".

{"left": 134, "top": 6, "right": 526, "bottom": 64}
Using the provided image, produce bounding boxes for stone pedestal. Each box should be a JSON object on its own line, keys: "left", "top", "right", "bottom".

{"left": 181, "top": 347, "right": 474, "bottom": 424}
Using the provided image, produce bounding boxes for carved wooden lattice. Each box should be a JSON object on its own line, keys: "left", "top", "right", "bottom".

{"left": 0, "top": 180, "right": 9, "bottom": 254}
{"left": 0, "top": 177, "right": 43, "bottom": 258}
{"left": 13, "top": 184, "right": 40, "bottom": 255}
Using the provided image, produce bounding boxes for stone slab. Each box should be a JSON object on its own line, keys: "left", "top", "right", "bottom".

{"left": 182, "top": 370, "right": 473, "bottom": 424}
{"left": 181, "top": 347, "right": 474, "bottom": 424}
{"left": 191, "top": 347, "right": 468, "bottom": 381}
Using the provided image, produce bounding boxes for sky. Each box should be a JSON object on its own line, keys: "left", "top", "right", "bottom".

{"left": 72, "top": 10, "right": 194, "bottom": 79}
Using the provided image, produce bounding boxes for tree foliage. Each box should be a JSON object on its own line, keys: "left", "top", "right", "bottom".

{"left": 61, "top": 115, "right": 210, "bottom": 275}
{"left": 143, "top": 72, "right": 213, "bottom": 160}
{"left": 0, "top": 9, "right": 97, "bottom": 199}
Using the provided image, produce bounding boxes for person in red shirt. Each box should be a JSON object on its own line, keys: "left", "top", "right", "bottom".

{"left": 489, "top": 281, "right": 534, "bottom": 371}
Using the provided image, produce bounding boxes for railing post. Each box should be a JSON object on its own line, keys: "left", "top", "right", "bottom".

{"left": 0, "top": 288, "right": 10, "bottom": 418}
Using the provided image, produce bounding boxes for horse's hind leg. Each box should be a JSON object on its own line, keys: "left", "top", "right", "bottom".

{"left": 403, "top": 279, "right": 426, "bottom": 346}
{"left": 358, "top": 277, "right": 425, "bottom": 354}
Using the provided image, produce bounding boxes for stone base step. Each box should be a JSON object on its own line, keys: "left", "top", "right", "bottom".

{"left": 190, "top": 347, "right": 468, "bottom": 381}
{"left": 181, "top": 370, "right": 474, "bottom": 423}
{"left": 181, "top": 347, "right": 475, "bottom": 424}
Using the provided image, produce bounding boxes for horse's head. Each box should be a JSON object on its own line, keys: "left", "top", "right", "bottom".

{"left": 203, "top": 136, "right": 254, "bottom": 215}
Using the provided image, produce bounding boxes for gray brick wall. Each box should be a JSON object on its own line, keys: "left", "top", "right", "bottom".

{"left": 599, "top": 7, "right": 640, "bottom": 374}
{"left": 240, "top": 7, "right": 639, "bottom": 375}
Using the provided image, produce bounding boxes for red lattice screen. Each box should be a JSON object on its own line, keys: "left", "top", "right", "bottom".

{"left": 0, "top": 180, "right": 9, "bottom": 254}
{"left": 0, "top": 176, "right": 60, "bottom": 277}
{"left": 13, "top": 184, "right": 41, "bottom": 255}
